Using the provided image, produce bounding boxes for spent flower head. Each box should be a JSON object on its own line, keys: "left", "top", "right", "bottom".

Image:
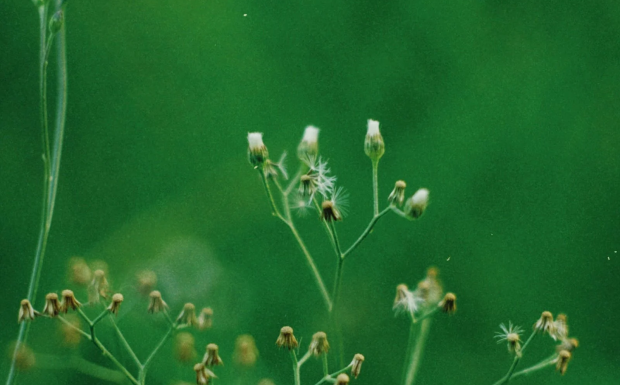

{"left": 309, "top": 331, "right": 330, "bottom": 357}
{"left": 276, "top": 326, "right": 298, "bottom": 350}
{"left": 556, "top": 350, "right": 571, "bottom": 375}
{"left": 350, "top": 354, "right": 365, "bottom": 378}
{"left": 198, "top": 307, "right": 214, "bottom": 330}
{"left": 388, "top": 180, "right": 407, "bottom": 206}
{"left": 148, "top": 290, "right": 168, "bottom": 313}
{"left": 393, "top": 284, "right": 423, "bottom": 318}
{"left": 534, "top": 311, "right": 555, "bottom": 336}
{"left": 107, "top": 293, "right": 124, "bottom": 316}
{"left": 18, "top": 299, "right": 39, "bottom": 323}
{"left": 336, "top": 373, "right": 350, "bottom": 385}
{"left": 194, "top": 363, "right": 216, "bottom": 385}
{"left": 495, "top": 322, "right": 523, "bottom": 356}
{"left": 552, "top": 314, "right": 568, "bottom": 341}
{"left": 301, "top": 155, "right": 336, "bottom": 199}
{"left": 43, "top": 293, "right": 61, "bottom": 317}
{"left": 203, "top": 343, "right": 224, "bottom": 367}
{"left": 321, "top": 186, "right": 348, "bottom": 222}
{"left": 61, "top": 290, "right": 81, "bottom": 313}
{"left": 178, "top": 303, "right": 198, "bottom": 326}
{"left": 440, "top": 293, "right": 457, "bottom": 314}
{"left": 234, "top": 334, "right": 259, "bottom": 367}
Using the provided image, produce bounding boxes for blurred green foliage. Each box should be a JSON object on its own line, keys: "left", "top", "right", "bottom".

{"left": 1, "top": 0, "right": 619, "bottom": 384}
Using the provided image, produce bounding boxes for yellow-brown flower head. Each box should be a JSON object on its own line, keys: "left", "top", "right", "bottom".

{"left": 18, "top": 299, "right": 38, "bottom": 323}
{"left": 136, "top": 270, "right": 157, "bottom": 296}
{"left": 175, "top": 332, "right": 196, "bottom": 363}
{"left": 507, "top": 334, "right": 522, "bottom": 357}
{"left": 309, "top": 331, "right": 330, "bottom": 357}
{"left": 321, "top": 200, "right": 342, "bottom": 222}
{"left": 60, "top": 290, "right": 81, "bottom": 313}
{"left": 147, "top": 290, "right": 168, "bottom": 313}
{"left": 276, "top": 326, "right": 298, "bottom": 350}
{"left": 178, "top": 303, "right": 198, "bottom": 326}
{"left": 553, "top": 314, "right": 569, "bottom": 340}
{"left": 198, "top": 307, "right": 214, "bottom": 330}
{"left": 107, "top": 293, "right": 124, "bottom": 316}
{"left": 350, "top": 353, "right": 365, "bottom": 379}
{"left": 234, "top": 334, "right": 259, "bottom": 367}
{"left": 388, "top": 180, "right": 407, "bottom": 206}
{"left": 440, "top": 293, "right": 457, "bottom": 314}
{"left": 336, "top": 373, "right": 350, "bottom": 385}
{"left": 534, "top": 311, "right": 555, "bottom": 335}
{"left": 193, "top": 363, "right": 215, "bottom": 385}
{"left": 202, "top": 343, "right": 224, "bottom": 367}
{"left": 556, "top": 350, "right": 571, "bottom": 375}
{"left": 43, "top": 293, "right": 61, "bottom": 317}
{"left": 68, "top": 257, "right": 91, "bottom": 286}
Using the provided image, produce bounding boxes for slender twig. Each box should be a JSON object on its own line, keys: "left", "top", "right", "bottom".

{"left": 313, "top": 364, "right": 353, "bottom": 385}
{"left": 507, "top": 355, "right": 557, "bottom": 382}
{"left": 142, "top": 325, "right": 175, "bottom": 371}
{"left": 342, "top": 206, "right": 391, "bottom": 258}
{"left": 110, "top": 317, "right": 142, "bottom": 368}
{"left": 58, "top": 315, "right": 91, "bottom": 339}
{"left": 322, "top": 354, "right": 329, "bottom": 377}
{"left": 35, "top": 354, "right": 126, "bottom": 383}
{"left": 259, "top": 169, "right": 285, "bottom": 220}
{"left": 290, "top": 350, "right": 301, "bottom": 385}
{"left": 297, "top": 350, "right": 312, "bottom": 367}
{"left": 372, "top": 160, "right": 379, "bottom": 216}
{"left": 403, "top": 318, "right": 431, "bottom": 385}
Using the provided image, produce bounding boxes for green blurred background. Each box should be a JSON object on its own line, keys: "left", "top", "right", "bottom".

{"left": 1, "top": 0, "right": 619, "bottom": 384}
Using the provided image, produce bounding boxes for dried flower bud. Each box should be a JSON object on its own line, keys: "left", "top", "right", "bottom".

{"left": 175, "top": 333, "right": 196, "bottom": 363}
{"left": 299, "top": 174, "right": 316, "bottom": 198}
{"left": 297, "top": 126, "right": 320, "bottom": 160}
{"left": 136, "top": 270, "right": 157, "bottom": 296}
{"left": 556, "top": 350, "right": 571, "bottom": 375}
{"left": 61, "top": 290, "right": 81, "bottom": 313}
{"left": 276, "top": 326, "right": 298, "bottom": 350}
{"left": 194, "top": 363, "right": 216, "bottom": 385}
{"left": 388, "top": 180, "right": 407, "bottom": 206}
{"left": 393, "top": 284, "right": 421, "bottom": 317}
{"left": 178, "top": 303, "right": 198, "bottom": 326}
{"left": 147, "top": 290, "right": 168, "bottom": 313}
{"left": 18, "top": 299, "right": 39, "bottom": 323}
{"left": 364, "top": 119, "right": 384, "bottom": 161}
{"left": 350, "top": 353, "right": 365, "bottom": 378}
{"left": 557, "top": 338, "right": 579, "bottom": 353}
{"left": 321, "top": 200, "right": 342, "bottom": 222}
{"left": 59, "top": 314, "right": 82, "bottom": 347}
{"left": 248, "top": 132, "right": 269, "bottom": 167}
{"left": 507, "top": 333, "right": 522, "bottom": 357}
{"left": 69, "top": 257, "right": 91, "bottom": 286}
{"left": 42, "top": 293, "right": 61, "bottom": 317}
{"left": 309, "top": 331, "right": 330, "bottom": 356}
{"left": 534, "top": 311, "right": 555, "bottom": 335}
{"left": 440, "top": 293, "right": 457, "bottom": 314}
{"left": 202, "top": 343, "right": 224, "bottom": 367}
{"left": 88, "top": 269, "right": 109, "bottom": 304}
{"left": 234, "top": 334, "right": 259, "bottom": 367}
{"left": 404, "top": 188, "right": 429, "bottom": 219}
{"left": 198, "top": 307, "right": 214, "bottom": 330}
{"left": 553, "top": 314, "right": 568, "bottom": 340}
{"left": 107, "top": 293, "right": 124, "bottom": 316}
{"left": 336, "top": 373, "right": 350, "bottom": 385}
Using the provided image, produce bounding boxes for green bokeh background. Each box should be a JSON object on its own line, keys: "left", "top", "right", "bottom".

{"left": 1, "top": 1, "right": 619, "bottom": 384}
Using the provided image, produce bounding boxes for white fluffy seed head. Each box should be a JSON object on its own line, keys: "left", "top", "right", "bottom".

{"left": 302, "top": 126, "right": 319, "bottom": 144}
{"left": 366, "top": 119, "right": 380, "bottom": 136}
{"left": 411, "top": 188, "right": 429, "bottom": 205}
{"left": 247, "top": 132, "right": 265, "bottom": 150}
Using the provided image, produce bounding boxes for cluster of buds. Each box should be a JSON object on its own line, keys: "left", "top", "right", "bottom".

{"left": 393, "top": 267, "right": 456, "bottom": 319}
{"left": 191, "top": 343, "right": 222, "bottom": 384}
{"left": 387, "top": 181, "right": 430, "bottom": 220}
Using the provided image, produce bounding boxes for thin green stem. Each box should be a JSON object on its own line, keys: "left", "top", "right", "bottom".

{"left": 92, "top": 336, "right": 140, "bottom": 385}
{"left": 297, "top": 350, "right": 312, "bottom": 367}
{"left": 92, "top": 309, "right": 110, "bottom": 326}
{"left": 110, "top": 317, "right": 142, "bottom": 368}
{"left": 313, "top": 197, "right": 338, "bottom": 255}
{"left": 390, "top": 206, "right": 410, "bottom": 220}
{"left": 491, "top": 331, "right": 537, "bottom": 385}
{"left": 142, "top": 325, "right": 175, "bottom": 371}
{"left": 414, "top": 307, "right": 439, "bottom": 324}
{"left": 372, "top": 160, "right": 379, "bottom": 216}
{"left": 507, "top": 355, "right": 557, "bottom": 381}
{"left": 285, "top": 169, "right": 302, "bottom": 195}
{"left": 313, "top": 364, "right": 353, "bottom": 385}
{"left": 342, "top": 206, "right": 391, "bottom": 258}
{"left": 57, "top": 315, "right": 91, "bottom": 339}
{"left": 403, "top": 318, "right": 431, "bottom": 385}
{"left": 322, "top": 354, "right": 329, "bottom": 377}
{"left": 259, "top": 169, "right": 285, "bottom": 220}
{"left": 290, "top": 350, "right": 301, "bottom": 385}
{"left": 327, "top": 221, "right": 342, "bottom": 257}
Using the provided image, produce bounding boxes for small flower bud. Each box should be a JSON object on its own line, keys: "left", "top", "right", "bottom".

{"left": 234, "top": 334, "right": 259, "bottom": 367}
{"left": 552, "top": 314, "right": 568, "bottom": 340}
{"left": 534, "top": 311, "right": 555, "bottom": 335}
{"left": 556, "top": 350, "right": 571, "bottom": 375}
{"left": 248, "top": 132, "right": 269, "bottom": 168}
{"left": 276, "top": 326, "right": 298, "bottom": 350}
{"left": 107, "top": 293, "right": 124, "bottom": 316}
{"left": 69, "top": 257, "right": 91, "bottom": 286}
{"left": 364, "top": 119, "right": 384, "bottom": 161}
{"left": 440, "top": 293, "right": 457, "bottom": 314}
{"left": 350, "top": 353, "right": 365, "bottom": 378}
{"left": 147, "top": 290, "right": 168, "bottom": 313}
{"left": 61, "top": 290, "right": 81, "bottom": 313}
{"left": 178, "top": 303, "right": 198, "bottom": 327}
{"left": 297, "top": 126, "right": 320, "bottom": 160}
{"left": 194, "top": 363, "right": 216, "bottom": 385}
{"left": 404, "top": 188, "right": 429, "bottom": 219}
{"left": 88, "top": 269, "right": 109, "bottom": 304}
{"left": 18, "top": 299, "right": 39, "bottom": 323}
{"left": 198, "top": 307, "right": 214, "bottom": 330}
{"left": 42, "top": 293, "right": 61, "bottom": 317}
{"left": 175, "top": 332, "right": 196, "bottom": 363}
{"left": 309, "top": 332, "right": 330, "bottom": 357}
{"left": 299, "top": 174, "right": 316, "bottom": 198}
{"left": 136, "top": 270, "right": 157, "bottom": 296}
{"left": 49, "top": 10, "right": 64, "bottom": 34}
{"left": 203, "top": 343, "right": 224, "bottom": 367}
{"left": 335, "top": 373, "right": 350, "bottom": 385}
{"left": 321, "top": 200, "right": 341, "bottom": 222}
{"left": 507, "top": 333, "right": 522, "bottom": 357}
{"left": 388, "top": 180, "right": 407, "bottom": 206}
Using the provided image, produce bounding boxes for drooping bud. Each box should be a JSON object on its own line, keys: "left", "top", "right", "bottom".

{"left": 136, "top": 270, "right": 157, "bottom": 296}
{"left": 107, "top": 293, "right": 124, "bottom": 316}
{"left": 553, "top": 314, "right": 569, "bottom": 340}
{"left": 147, "top": 290, "right": 168, "bottom": 313}
{"left": 203, "top": 343, "right": 224, "bottom": 367}
{"left": 234, "top": 334, "right": 259, "bottom": 367}
{"left": 197, "top": 307, "right": 214, "bottom": 330}
{"left": 321, "top": 200, "right": 342, "bottom": 222}
{"left": 42, "top": 293, "right": 61, "bottom": 317}
{"left": 248, "top": 132, "right": 269, "bottom": 168}
{"left": 276, "top": 326, "right": 298, "bottom": 350}
{"left": 388, "top": 180, "right": 407, "bottom": 206}
{"left": 404, "top": 188, "right": 429, "bottom": 219}
{"left": 534, "top": 311, "right": 555, "bottom": 335}
{"left": 178, "top": 303, "right": 198, "bottom": 327}
{"left": 556, "top": 350, "right": 571, "bottom": 375}
{"left": 507, "top": 333, "right": 522, "bottom": 357}
{"left": 297, "top": 126, "right": 320, "bottom": 160}
{"left": 557, "top": 338, "right": 579, "bottom": 353}
{"left": 49, "top": 10, "right": 64, "bottom": 34}
{"left": 88, "top": 269, "right": 109, "bottom": 304}
{"left": 350, "top": 354, "right": 365, "bottom": 378}
{"left": 309, "top": 332, "right": 330, "bottom": 357}
{"left": 18, "top": 299, "right": 39, "bottom": 323}
{"left": 335, "top": 373, "right": 350, "bottom": 385}
{"left": 61, "top": 290, "right": 81, "bottom": 313}
{"left": 440, "top": 293, "right": 457, "bottom": 314}
{"left": 194, "top": 363, "right": 215, "bottom": 385}
{"left": 299, "top": 174, "right": 316, "bottom": 198}
{"left": 364, "top": 119, "right": 384, "bottom": 161}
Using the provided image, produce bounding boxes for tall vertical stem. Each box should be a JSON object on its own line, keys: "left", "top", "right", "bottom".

{"left": 372, "top": 160, "right": 379, "bottom": 216}
{"left": 404, "top": 318, "right": 431, "bottom": 385}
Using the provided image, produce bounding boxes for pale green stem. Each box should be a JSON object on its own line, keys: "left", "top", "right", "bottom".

{"left": 110, "top": 317, "right": 142, "bottom": 368}
{"left": 313, "top": 364, "right": 353, "bottom": 385}
{"left": 491, "top": 331, "right": 537, "bottom": 385}
{"left": 372, "top": 160, "right": 379, "bottom": 216}
{"left": 297, "top": 350, "right": 312, "bottom": 367}
{"left": 57, "top": 315, "right": 91, "bottom": 339}
{"left": 140, "top": 325, "right": 175, "bottom": 383}
{"left": 404, "top": 318, "right": 431, "bottom": 385}
{"left": 259, "top": 169, "right": 285, "bottom": 220}
{"left": 313, "top": 196, "right": 338, "bottom": 255}
{"left": 35, "top": 354, "right": 126, "bottom": 383}
{"left": 285, "top": 169, "right": 302, "bottom": 195}
{"left": 322, "top": 354, "right": 329, "bottom": 377}
{"left": 91, "top": 309, "right": 110, "bottom": 326}
{"left": 342, "top": 206, "right": 391, "bottom": 258}
{"left": 390, "top": 206, "right": 410, "bottom": 220}
{"left": 507, "top": 355, "right": 557, "bottom": 381}
{"left": 290, "top": 350, "right": 301, "bottom": 385}
{"left": 414, "top": 307, "right": 439, "bottom": 323}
